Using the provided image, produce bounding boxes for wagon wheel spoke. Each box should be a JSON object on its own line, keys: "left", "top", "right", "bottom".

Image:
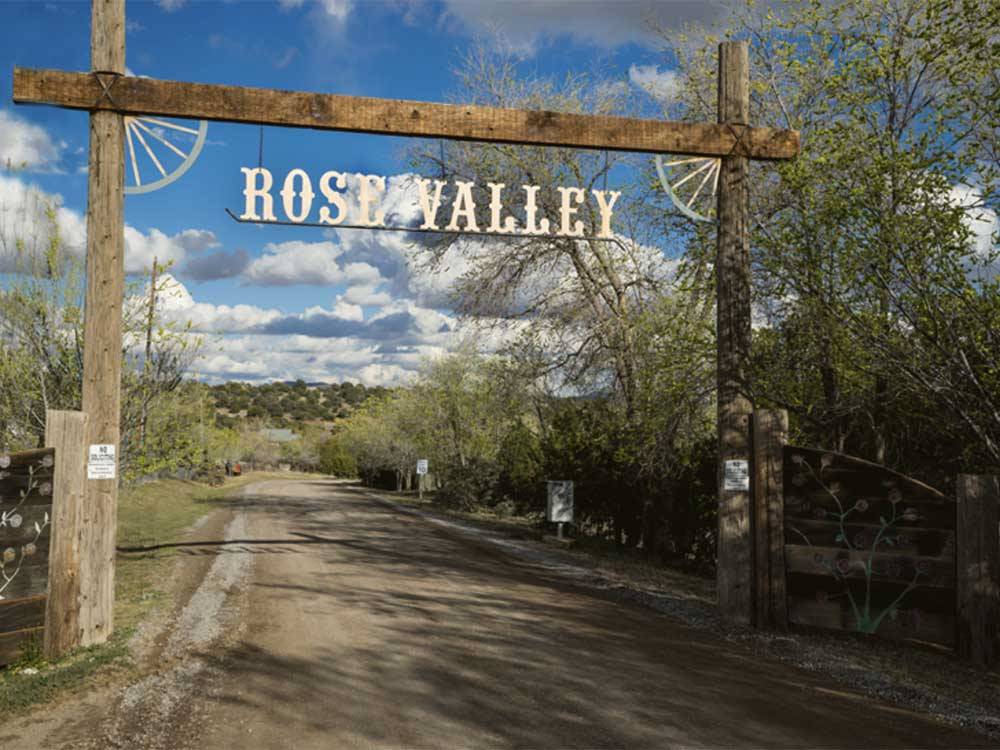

{"left": 123, "top": 116, "right": 208, "bottom": 195}
{"left": 655, "top": 155, "right": 722, "bottom": 224}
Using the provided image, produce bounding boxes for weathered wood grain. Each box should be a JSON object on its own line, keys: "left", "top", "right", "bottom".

{"left": 786, "top": 492, "right": 958, "bottom": 529}
{"left": 0, "top": 594, "right": 45, "bottom": 633}
{"left": 715, "top": 41, "right": 754, "bottom": 626}
{"left": 783, "top": 447, "right": 950, "bottom": 502}
{"left": 782, "top": 444, "right": 960, "bottom": 647}
{"left": 12, "top": 67, "right": 801, "bottom": 160}
{"left": 45, "top": 410, "right": 88, "bottom": 659}
{"left": 1, "top": 447, "right": 53, "bottom": 629}
{"left": 956, "top": 474, "right": 999, "bottom": 665}
{"left": 753, "top": 409, "right": 788, "bottom": 629}
{"left": 79, "top": 0, "right": 124, "bottom": 650}
{"left": 0, "top": 448, "right": 55, "bottom": 469}
{"left": 788, "top": 597, "right": 955, "bottom": 646}
{"left": 0, "top": 562, "right": 50, "bottom": 600}
{"left": 785, "top": 544, "right": 956, "bottom": 589}
{"left": 784, "top": 519, "right": 953, "bottom": 557}
{"left": 0, "top": 626, "right": 44, "bottom": 666}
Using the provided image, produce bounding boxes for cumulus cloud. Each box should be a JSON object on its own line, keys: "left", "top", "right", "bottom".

{"left": 0, "top": 171, "right": 223, "bottom": 276}
{"left": 332, "top": 296, "right": 364, "bottom": 321}
{"left": 628, "top": 64, "right": 680, "bottom": 102}
{"left": 0, "top": 110, "right": 65, "bottom": 172}
{"left": 124, "top": 226, "right": 221, "bottom": 275}
{"left": 183, "top": 248, "right": 251, "bottom": 281}
{"left": 154, "top": 274, "right": 284, "bottom": 331}
{"left": 433, "top": 0, "right": 725, "bottom": 53}
{"left": 342, "top": 284, "right": 393, "bottom": 306}
{"left": 0, "top": 172, "right": 84, "bottom": 271}
{"left": 241, "top": 240, "right": 383, "bottom": 286}
{"left": 149, "top": 275, "right": 485, "bottom": 385}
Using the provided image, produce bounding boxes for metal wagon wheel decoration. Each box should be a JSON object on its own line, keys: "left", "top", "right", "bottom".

{"left": 656, "top": 154, "right": 721, "bottom": 224}
{"left": 123, "top": 115, "right": 208, "bottom": 195}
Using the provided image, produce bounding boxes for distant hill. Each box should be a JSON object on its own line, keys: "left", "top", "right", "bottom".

{"left": 210, "top": 379, "right": 388, "bottom": 429}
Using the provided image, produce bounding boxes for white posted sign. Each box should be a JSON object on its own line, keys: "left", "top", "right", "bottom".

{"left": 416, "top": 459, "right": 429, "bottom": 475}
{"left": 87, "top": 444, "right": 116, "bottom": 480}
{"left": 546, "top": 480, "right": 574, "bottom": 523}
{"left": 723, "top": 459, "right": 749, "bottom": 491}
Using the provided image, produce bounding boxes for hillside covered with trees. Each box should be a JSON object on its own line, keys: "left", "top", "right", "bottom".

{"left": 210, "top": 380, "right": 388, "bottom": 429}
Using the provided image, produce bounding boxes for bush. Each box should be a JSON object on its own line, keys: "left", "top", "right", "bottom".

{"left": 436, "top": 457, "right": 501, "bottom": 510}
{"left": 319, "top": 436, "right": 358, "bottom": 477}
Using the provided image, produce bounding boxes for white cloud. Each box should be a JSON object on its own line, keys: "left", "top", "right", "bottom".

{"left": 124, "top": 226, "right": 221, "bottom": 275}
{"left": 0, "top": 110, "right": 65, "bottom": 172}
{"left": 628, "top": 64, "right": 679, "bottom": 102}
{"left": 433, "top": 0, "right": 725, "bottom": 54}
{"left": 241, "top": 240, "right": 383, "bottom": 286}
{"left": 157, "top": 0, "right": 186, "bottom": 11}
{"left": 342, "top": 284, "right": 392, "bottom": 306}
{"left": 280, "top": 0, "right": 352, "bottom": 29}
{"left": 149, "top": 275, "right": 479, "bottom": 385}
{"left": 319, "top": 0, "right": 351, "bottom": 23}
{"left": 332, "top": 296, "right": 364, "bottom": 321}
{"left": 154, "top": 274, "right": 284, "bottom": 332}
{"left": 0, "top": 173, "right": 84, "bottom": 271}
{"left": 949, "top": 184, "right": 997, "bottom": 260}
{"left": 0, "top": 171, "right": 221, "bottom": 276}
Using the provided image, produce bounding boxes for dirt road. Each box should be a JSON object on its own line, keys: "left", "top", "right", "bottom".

{"left": 6, "top": 480, "right": 992, "bottom": 749}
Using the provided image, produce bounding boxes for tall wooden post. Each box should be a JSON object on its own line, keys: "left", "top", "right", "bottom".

{"left": 44, "top": 410, "right": 88, "bottom": 659}
{"left": 956, "top": 474, "right": 999, "bottom": 666}
{"left": 80, "top": 0, "right": 125, "bottom": 645}
{"left": 753, "top": 409, "right": 788, "bottom": 629}
{"left": 715, "top": 40, "right": 754, "bottom": 625}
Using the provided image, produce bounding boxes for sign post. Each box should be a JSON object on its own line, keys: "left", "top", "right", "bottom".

{"left": 546, "top": 480, "right": 574, "bottom": 540}
{"left": 416, "top": 459, "right": 428, "bottom": 500}
{"left": 715, "top": 41, "right": 755, "bottom": 626}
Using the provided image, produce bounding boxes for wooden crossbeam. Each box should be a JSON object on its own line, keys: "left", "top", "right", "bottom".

{"left": 13, "top": 67, "right": 799, "bottom": 160}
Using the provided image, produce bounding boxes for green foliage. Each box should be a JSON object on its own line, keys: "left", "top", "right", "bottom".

{"left": 662, "top": 0, "right": 1000, "bottom": 484}
{"left": 208, "top": 379, "right": 386, "bottom": 426}
{"left": 319, "top": 434, "right": 358, "bottom": 477}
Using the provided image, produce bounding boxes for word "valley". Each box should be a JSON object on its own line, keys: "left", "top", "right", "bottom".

{"left": 240, "top": 167, "right": 620, "bottom": 238}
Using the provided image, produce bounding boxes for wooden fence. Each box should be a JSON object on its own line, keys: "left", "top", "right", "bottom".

{"left": 0, "top": 410, "right": 90, "bottom": 666}
{"left": 0, "top": 448, "right": 55, "bottom": 664}
{"left": 781, "top": 446, "right": 958, "bottom": 647}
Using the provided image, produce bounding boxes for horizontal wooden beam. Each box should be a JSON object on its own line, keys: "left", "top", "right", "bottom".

{"left": 13, "top": 67, "right": 800, "bottom": 160}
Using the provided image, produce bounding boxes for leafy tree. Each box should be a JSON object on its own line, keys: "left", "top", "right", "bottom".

{"left": 659, "top": 0, "right": 1000, "bottom": 480}
{"left": 319, "top": 434, "right": 358, "bottom": 477}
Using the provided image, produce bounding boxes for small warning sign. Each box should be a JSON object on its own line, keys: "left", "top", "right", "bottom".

{"left": 87, "top": 443, "right": 116, "bottom": 480}
{"left": 723, "top": 459, "right": 749, "bottom": 491}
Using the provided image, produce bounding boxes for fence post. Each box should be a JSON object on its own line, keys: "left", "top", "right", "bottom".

{"left": 956, "top": 474, "right": 999, "bottom": 666}
{"left": 44, "top": 410, "right": 89, "bottom": 659}
{"left": 753, "top": 409, "right": 788, "bottom": 629}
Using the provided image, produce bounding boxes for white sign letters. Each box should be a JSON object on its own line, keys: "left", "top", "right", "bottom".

{"left": 240, "top": 167, "right": 620, "bottom": 239}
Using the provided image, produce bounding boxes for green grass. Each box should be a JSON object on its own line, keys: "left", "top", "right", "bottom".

{"left": 0, "top": 471, "right": 300, "bottom": 713}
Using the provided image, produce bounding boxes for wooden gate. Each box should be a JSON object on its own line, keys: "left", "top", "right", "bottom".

{"left": 0, "top": 448, "right": 55, "bottom": 664}
{"left": 782, "top": 447, "right": 958, "bottom": 646}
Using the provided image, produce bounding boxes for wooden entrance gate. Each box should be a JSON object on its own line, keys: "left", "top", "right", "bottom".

{"left": 11, "top": 0, "right": 800, "bottom": 649}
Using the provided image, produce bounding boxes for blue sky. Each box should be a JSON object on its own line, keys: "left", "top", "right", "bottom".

{"left": 0, "top": 0, "right": 724, "bottom": 384}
